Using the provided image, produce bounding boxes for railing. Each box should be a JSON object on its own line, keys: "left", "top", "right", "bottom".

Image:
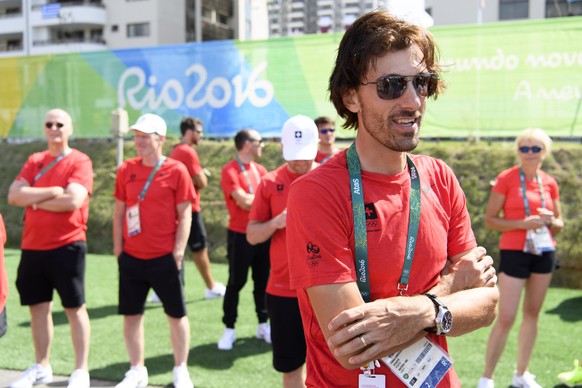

{"left": 32, "top": 37, "right": 105, "bottom": 46}
{"left": 31, "top": 1, "right": 105, "bottom": 10}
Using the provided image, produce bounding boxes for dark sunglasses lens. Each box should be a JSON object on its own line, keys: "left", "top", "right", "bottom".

{"left": 414, "top": 74, "right": 438, "bottom": 97}
{"left": 519, "top": 146, "right": 543, "bottom": 153}
{"left": 320, "top": 129, "right": 335, "bottom": 134}
{"left": 45, "top": 122, "right": 64, "bottom": 128}
{"left": 377, "top": 76, "right": 407, "bottom": 100}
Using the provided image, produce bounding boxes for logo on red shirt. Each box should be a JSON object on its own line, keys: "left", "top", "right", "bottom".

{"left": 306, "top": 241, "right": 321, "bottom": 267}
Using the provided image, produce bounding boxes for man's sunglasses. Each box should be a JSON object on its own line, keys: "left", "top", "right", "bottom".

{"left": 319, "top": 129, "right": 335, "bottom": 134}
{"left": 45, "top": 122, "right": 64, "bottom": 129}
{"left": 249, "top": 138, "right": 264, "bottom": 144}
{"left": 361, "top": 73, "right": 439, "bottom": 100}
{"left": 519, "top": 146, "right": 543, "bottom": 154}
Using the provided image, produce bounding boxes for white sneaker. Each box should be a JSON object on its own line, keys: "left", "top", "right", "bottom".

{"left": 204, "top": 282, "right": 226, "bottom": 300}
{"left": 116, "top": 366, "right": 148, "bottom": 388}
{"left": 256, "top": 322, "right": 271, "bottom": 344}
{"left": 217, "top": 328, "right": 236, "bottom": 350}
{"left": 512, "top": 371, "right": 542, "bottom": 388}
{"left": 173, "top": 365, "right": 194, "bottom": 388}
{"left": 10, "top": 364, "right": 53, "bottom": 388}
{"left": 149, "top": 290, "right": 161, "bottom": 303}
{"left": 477, "top": 376, "right": 494, "bottom": 388}
{"left": 67, "top": 369, "right": 90, "bottom": 388}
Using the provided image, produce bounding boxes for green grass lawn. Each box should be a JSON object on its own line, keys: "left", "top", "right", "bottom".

{"left": 1, "top": 248, "right": 580, "bottom": 387}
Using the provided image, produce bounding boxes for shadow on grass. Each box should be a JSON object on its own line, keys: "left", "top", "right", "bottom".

{"left": 187, "top": 336, "right": 272, "bottom": 370}
{"left": 546, "top": 295, "right": 582, "bottom": 322}
{"left": 88, "top": 336, "right": 271, "bottom": 384}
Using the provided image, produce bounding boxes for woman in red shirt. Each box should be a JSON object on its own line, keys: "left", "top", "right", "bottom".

{"left": 478, "top": 128, "right": 564, "bottom": 388}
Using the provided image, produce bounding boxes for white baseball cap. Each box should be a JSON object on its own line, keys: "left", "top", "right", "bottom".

{"left": 130, "top": 113, "right": 167, "bottom": 136}
{"left": 281, "top": 115, "right": 319, "bottom": 161}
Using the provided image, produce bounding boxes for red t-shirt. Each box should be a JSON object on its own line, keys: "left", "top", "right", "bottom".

{"left": 16, "top": 149, "right": 93, "bottom": 250}
{"left": 0, "top": 213, "right": 7, "bottom": 312}
{"left": 114, "top": 157, "right": 196, "bottom": 259}
{"left": 491, "top": 165, "right": 560, "bottom": 250}
{"left": 170, "top": 143, "right": 202, "bottom": 212}
{"left": 220, "top": 158, "right": 268, "bottom": 233}
{"left": 249, "top": 164, "right": 305, "bottom": 298}
{"left": 286, "top": 151, "right": 475, "bottom": 387}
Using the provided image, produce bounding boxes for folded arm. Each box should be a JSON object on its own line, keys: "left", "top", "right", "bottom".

{"left": 313, "top": 246, "right": 499, "bottom": 369}
{"left": 246, "top": 209, "right": 286, "bottom": 245}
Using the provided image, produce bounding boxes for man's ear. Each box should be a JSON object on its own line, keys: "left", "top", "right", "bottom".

{"left": 342, "top": 88, "right": 360, "bottom": 114}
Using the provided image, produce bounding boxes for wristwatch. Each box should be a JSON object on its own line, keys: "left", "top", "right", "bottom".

{"left": 424, "top": 293, "right": 453, "bottom": 335}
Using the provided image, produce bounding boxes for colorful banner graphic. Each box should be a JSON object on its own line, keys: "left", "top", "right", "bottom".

{"left": 0, "top": 16, "right": 580, "bottom": 139}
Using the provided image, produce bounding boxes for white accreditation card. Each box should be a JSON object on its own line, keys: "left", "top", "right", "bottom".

{"left": 381, "top": 337, "right": 452, "bottom": 387}
{"left": 126, "top": 204, "right": 141, "bottom": 237}
{"left": 533, "top": 226, "right": 555, "bottom": 252}
{"left": 359, "top": 373, "right": 386, "bottom": 388}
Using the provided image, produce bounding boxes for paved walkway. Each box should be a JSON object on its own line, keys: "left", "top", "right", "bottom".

{"left": 0, "top": 369, "right": 157, "bottom": 388}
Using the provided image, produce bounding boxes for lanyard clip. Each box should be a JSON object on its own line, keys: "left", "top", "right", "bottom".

{"left": 397, "top": 283, "right": 408, "bottom": 296}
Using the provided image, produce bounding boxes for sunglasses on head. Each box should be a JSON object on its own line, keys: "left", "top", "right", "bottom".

{"left": 45, "top": 122, "right": 64, "bottom": 129}
{"left": 319, "top": 128, "right": 335, "bottom": 134}
{"left": 519, "top": 146, "right": 543, "bottom": 154}
{"left": 361, "top": 73, "right": 439, "bottom": 100}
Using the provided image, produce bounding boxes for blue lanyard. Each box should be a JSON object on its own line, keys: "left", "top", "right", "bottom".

{"left": 346, "top": 143, "right": 421, "bottom": 301}
{"left": 33, "top": 148, "right": 72, "bottom": 184}
{"left": 139, "top": 157, "right": 165, "bottom": 201}
{"left": 519, "top": 168, "right": 546, "bottom": 216}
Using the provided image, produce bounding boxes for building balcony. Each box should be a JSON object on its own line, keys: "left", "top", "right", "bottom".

{"left": 0, "top": 13, "right": 25, "bottom": 33}
{"left": 30, "top": 3, "right": 106, "bottom": 28}
{"left": 30, "top": 36, "right": 106, "bottom": 55}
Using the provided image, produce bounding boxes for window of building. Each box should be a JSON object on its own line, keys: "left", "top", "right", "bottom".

{"left": 111, "top": 24, "right": 118, "bottom": 32}
{"left": 127, "top": 22, "right": 150, "bottom": 37}
{"left": 499, "top": 0, "right": 529, "bottom": 20}
{"left": 546, "top": 0, "right": 582, "bottom": 17}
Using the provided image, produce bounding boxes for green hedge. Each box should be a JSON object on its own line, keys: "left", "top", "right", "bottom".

{"left": 1, "top": 138, "right": 580, "bottom": 288}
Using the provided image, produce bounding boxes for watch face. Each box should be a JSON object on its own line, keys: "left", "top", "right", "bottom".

{"left": 441, "top": 310, "right": 453, "bottom": 332}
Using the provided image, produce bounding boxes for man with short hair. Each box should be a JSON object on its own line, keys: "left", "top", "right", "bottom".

{"left": 218, "top": 129, "right": 270, "bottom": 351}
{"left": 314, "top": 116, "right": 340, "bottom": 164}
{"left": 247, "top": 115, "right": 319, "bottom": 388}
{"left": 286, "top": 11, "right": 499, "bottom": 387}
{"left": 8, "top": 108, "right": 93, "bottom": 388}
{"left": 113, "top": 113, "right": 195, "bottom": 388}
{"left": 170, "top": 117, "right": 226, "bottom": 300}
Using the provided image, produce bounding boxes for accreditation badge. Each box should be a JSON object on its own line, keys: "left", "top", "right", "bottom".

{"left": 381, "top": 337, "right": 452, "bottom": 388}
{"left": 359, "top": 361, "right": 385, "bottom": 388}
{"left": 126, "top": 204, "right": 142, "bottom": 237}
{"left": 532, "top": 226, "right": 555, "bottom": 252}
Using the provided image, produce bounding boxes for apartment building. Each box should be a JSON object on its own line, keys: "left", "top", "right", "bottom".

{"left": 0, "top": 0, "right": 267, "bottom": 57}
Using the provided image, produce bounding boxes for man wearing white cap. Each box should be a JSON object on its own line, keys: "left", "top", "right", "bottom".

{"left": 247, "top": 115, "right": 319, "bottom": 388}
{"left": 113, "top": 113, "right": 195, "bottom": 388}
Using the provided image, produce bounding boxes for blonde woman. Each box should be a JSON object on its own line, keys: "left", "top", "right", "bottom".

{"left": 478, "top": 128, "right": 564, "bottom": 388}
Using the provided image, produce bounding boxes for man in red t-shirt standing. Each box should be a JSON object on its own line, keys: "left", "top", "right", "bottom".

{"left": 286, "top": 12, "right": 500, "bottom": 388}
{"left": 170, "top": 117, "right": 225, "bottom": 300}
{"left": 113, "top": 114, "right": 195, "bottom": 388}
{"left": 314, "top": 116, "right": 340, "bottom": 164}
{"left": 8, "top": 109, "right": 93, "bottom": 388}
{"left": 247, "top": 115, "right": 319, "bottom": 388}
{"left": 218, "top": 129, "right": 270, "bottom": 351}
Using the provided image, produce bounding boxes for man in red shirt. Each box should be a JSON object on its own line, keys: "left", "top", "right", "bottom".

{"left": 0, "top": 212, "right": 7, "bottom": 338}
{"left": 286, "top": 11, "right": 499, "bottom": 387}
{"left": 8, "top": 109, "right": 93, "bottom": 388}
{"left": 218, "top": 129, "right": 270, "bottom": 351}
{"left": 247, "top": 115, "right": 319, "bottom": 388}
{"left": 314, "top": 116, "right": 340, "bottom": 164}
{"left": 113, "top": 114, "right": 195, "bottom": 388}
{"left": 170, "top": 117, "right": 225, "bottom": 300}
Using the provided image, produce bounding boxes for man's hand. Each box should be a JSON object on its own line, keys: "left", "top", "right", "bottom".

{"left": 271, "top": 209, "right": 287, "bottom": 230}
{"left": 173, "top": 251, "right": 185, "bottom": 270}
{"left": 326, "top": 296, "right": 432, "bottom": 367}
{"left": 436, "top": 246, "right": 497, "bottom": 296}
